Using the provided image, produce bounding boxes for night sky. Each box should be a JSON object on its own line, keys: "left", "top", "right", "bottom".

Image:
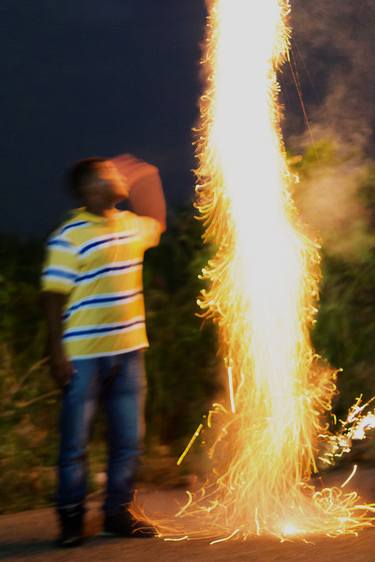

{"left": 1, "top": 1, "right": 206, "bottom": 236}
{"left": 2, "top": 0, "right": 375, "bottom": 237}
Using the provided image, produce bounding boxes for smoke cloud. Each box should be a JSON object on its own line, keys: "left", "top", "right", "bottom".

{"left": 284, "top": 0, "right": 375, "bottom": 257}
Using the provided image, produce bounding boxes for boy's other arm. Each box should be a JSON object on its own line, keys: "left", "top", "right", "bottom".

{"left": 42, "top": 292, "right": 73, "bottom": 387}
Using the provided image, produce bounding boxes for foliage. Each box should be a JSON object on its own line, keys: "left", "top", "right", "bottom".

{"left": 291, "top": 139, "right": 375, "bottom": 414}
{"left": 314, "top": 252, "right": 375, "bottom": 417}
{"left": 0, "top": 237, "right": 58, "bottom": 511}
{"left": 143, "top": 209, "right": 219, "bottom": 445}
{"left": 0, "top": 153, "right": 374, "bottom": 511}
{"left": 0, "top": 211, "right": 219, "bottom": 513}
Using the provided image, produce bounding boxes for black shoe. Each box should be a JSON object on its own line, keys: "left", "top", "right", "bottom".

{"left": 57, "top": 504, "right": 85, "bottom": 547}
{"left": 103, "top": 510, "right": 156, "bottom": 538}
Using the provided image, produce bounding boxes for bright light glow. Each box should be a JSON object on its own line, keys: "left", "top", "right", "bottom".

{"left": 132, "top": 0, "right": 375, "bottom": 539}
{"left": 352, "top": 413, "right": 375, "bottom": 440}
{"left": 320, "top": 397, "right": 375, "bottom": 466}
{"left": 282, "top": 522, "right": 301, "bottom": 537}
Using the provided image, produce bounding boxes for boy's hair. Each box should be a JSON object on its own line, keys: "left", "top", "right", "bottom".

{"left": 67, "top": 157, "right": 107, "bottom": 199}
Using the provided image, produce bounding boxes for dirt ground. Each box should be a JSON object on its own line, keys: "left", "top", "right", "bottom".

{"left": 1, "top": 468, "right": 374, "bottom": 562}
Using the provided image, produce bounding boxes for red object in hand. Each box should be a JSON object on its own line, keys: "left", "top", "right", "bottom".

{"left": 112, "top": 154, "right": 166, "bottom": 231}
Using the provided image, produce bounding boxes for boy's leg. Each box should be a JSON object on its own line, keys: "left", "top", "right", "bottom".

{"left": 57, "top": 358, "right": 99, "bottom": 513}
{"left": 102, "top": 351, "right": 147, "bottom": 516}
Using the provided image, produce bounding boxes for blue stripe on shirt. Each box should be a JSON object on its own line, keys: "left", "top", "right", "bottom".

{"left": 79, "top": 234, "right": 135, "bottom": 256}
{"left": 63, "top": 319, "right": 145, "bottom": 340}
{"left": 42, "top": 268, "right": 77, "bottom": 281}
{"left": 47, "top": 239, "right": 72, "bottom": 249}
{"left": 60, "top": 221, "right": 89, "bottom": 234}
{"left": 76, "top": 261, "right": 142, "bottom": 283}
{"left": 63, "top": 291, "right": 143, "bottom": 319}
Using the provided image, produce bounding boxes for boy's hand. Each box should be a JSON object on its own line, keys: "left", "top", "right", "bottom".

{"left": 50, "top": 350, "right": 74, "bottom": 388}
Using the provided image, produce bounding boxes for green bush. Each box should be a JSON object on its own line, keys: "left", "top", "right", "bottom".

{"left": 314, "top": 252, "right": 375, "bottom": 417}
{"left": 0, "top": 212, "right": 219, "bottom": 513}
{"left": 0, "top": 174, "right": 374, "bottom": 512}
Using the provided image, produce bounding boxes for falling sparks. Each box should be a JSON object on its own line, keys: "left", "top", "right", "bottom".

{"left": 319, "top": 397, "right": 375, "bottom": 467}
{"left": 177, "top": 425, "right": 204, "bottom": 467}
{"left": 341, "top": 465, "right": 358, "bottom": 489}
{"left": 227, "top": 367, "right": 236, "bottom": 413}
{"left": 210, "top": 529, "right": 240, "bottom": 545}
{"left": 132, "top": 0, "right": 375, "bottom": 539}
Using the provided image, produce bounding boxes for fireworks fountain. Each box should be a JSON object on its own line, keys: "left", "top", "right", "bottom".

{"left": 133, "top": 0, "right": 375, "bottom": 540}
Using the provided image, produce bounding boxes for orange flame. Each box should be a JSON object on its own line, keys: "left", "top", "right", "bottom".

{"left": 132, "top": 0, "right": 375, "bottom": 539}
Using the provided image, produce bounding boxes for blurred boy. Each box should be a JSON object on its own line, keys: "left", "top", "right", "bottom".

{"left": 41, "top": 157, "right": 165, "bottom": 546}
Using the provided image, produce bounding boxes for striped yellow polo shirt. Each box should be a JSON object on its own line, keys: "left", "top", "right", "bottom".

{"left": 41, "top": 209, "right": 160, "bottom": 360}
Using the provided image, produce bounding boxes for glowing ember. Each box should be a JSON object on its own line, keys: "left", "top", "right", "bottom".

{"left": 319, "top": 397, "right": 375, "bottom": 466}
{"left": 281, "top": 522, "right": 301, "bottom": 537}
{"left": 132, "top": 0, "right": 375, "bottom": 539}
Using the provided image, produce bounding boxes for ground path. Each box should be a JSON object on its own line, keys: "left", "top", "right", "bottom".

{"left": 1, "top": 468, "right": 374, "bottom": 562}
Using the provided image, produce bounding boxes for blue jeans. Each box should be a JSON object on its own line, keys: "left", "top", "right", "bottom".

{"left": 57, "top": 351, "right": 146, "bottom": 515}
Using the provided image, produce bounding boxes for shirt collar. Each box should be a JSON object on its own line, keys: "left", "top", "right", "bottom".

{"left": 71, "top": 208, "right": 121, "bottom": 224}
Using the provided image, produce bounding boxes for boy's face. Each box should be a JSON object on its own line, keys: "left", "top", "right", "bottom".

{"left": 84, "top": 161, "right": 129, "bottom": 206}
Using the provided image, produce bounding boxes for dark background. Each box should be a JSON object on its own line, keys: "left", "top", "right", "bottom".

{"left": 1, "top": 1, "right": 375, "bottom": 514}
{"left": 1, "top": 0, "right": 206, "bottom": 235}
{"left": 2, "top": 0, "right": 375, "bottom": 236}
